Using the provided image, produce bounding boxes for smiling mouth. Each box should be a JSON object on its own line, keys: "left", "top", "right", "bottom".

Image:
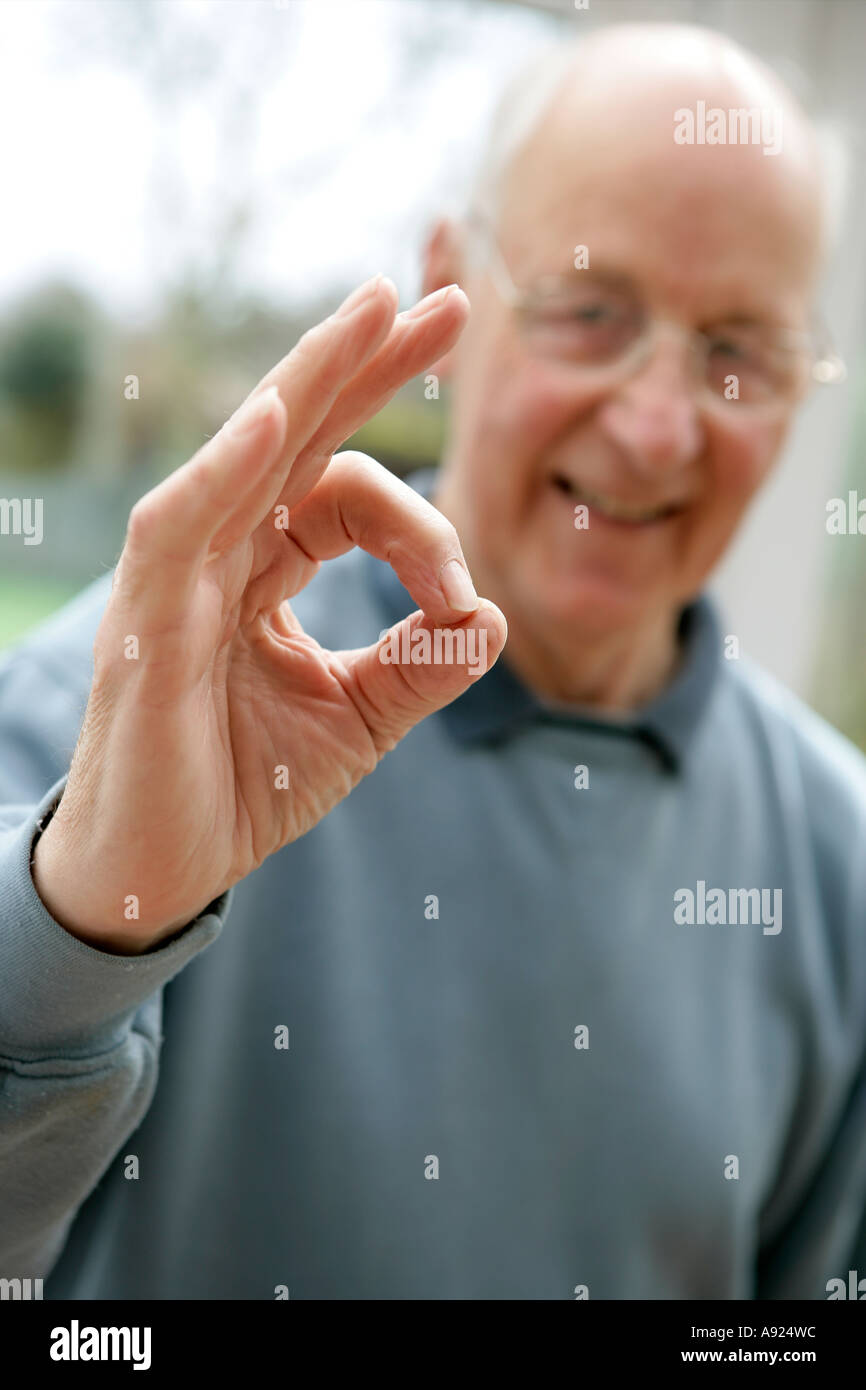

{"left": 552, "top": 474, "right": 685, "bottom": 524}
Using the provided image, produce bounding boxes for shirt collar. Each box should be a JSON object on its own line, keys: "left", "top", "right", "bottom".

{"left": 364, "top": 468, "right": 722, "bottom": 771}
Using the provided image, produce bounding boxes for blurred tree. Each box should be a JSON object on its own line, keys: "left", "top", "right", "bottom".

{"left": 0, "top": 283, "right": 98, "bottom": 471}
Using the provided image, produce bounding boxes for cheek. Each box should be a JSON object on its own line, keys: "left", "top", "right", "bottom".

{"left": 458, "top": 351, "right": 602, "bottom": 481}
{"left": 678, "top": 418, "right": 785, "bottom": 589}
{"left": 500, "top": 366, "right": 603, "bottom": 459}
{"left": 497, "top": 365, "right": 597, "bottom": 450}
{"left": 705, "top": 418, "right": 784, "bottom": 515}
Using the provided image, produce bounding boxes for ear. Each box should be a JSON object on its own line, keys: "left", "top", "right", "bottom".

{"left": 419, "top": 216, "right": 467, "bottom": 382}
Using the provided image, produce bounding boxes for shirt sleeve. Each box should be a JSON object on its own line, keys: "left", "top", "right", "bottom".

{"left": 0, "top": 586, "right": 229, "bottom": 1279}
{"left": 0, "top": 780, "right": 230, "bottom": 1277}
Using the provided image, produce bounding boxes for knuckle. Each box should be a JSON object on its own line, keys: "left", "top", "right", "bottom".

{"left": 296, "top": 323, "right": 359, "bottom": 398}
{"left": 126, "top": 496, "right": 159, "bottom": 546}
{"left": 293, "top": 322, "right": 333, "bottom": 377}
{"left": 422, "top": 505, "right": 463, "bottom": 565}
{"left": 184, "top": 452, "right": 213, "bottom": 493}
{"left": 438, "top": 516, "right": 462, "bottom": 555}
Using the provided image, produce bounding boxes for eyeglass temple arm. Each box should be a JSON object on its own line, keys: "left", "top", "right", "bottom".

{"left": 465, "top": 214, "right": 523, "bottom": 307}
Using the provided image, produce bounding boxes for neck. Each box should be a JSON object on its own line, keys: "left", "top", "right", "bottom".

{"left": 499, "top": 604, "right": 683, "bottom": 711}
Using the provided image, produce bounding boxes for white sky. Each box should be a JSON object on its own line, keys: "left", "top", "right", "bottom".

{"left": 0, "top": 0, "right": 561, "bottom": 319}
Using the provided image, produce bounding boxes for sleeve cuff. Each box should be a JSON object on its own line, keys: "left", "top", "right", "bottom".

{"left": 0, "top": 778, "right": 229, "bottom": 1059}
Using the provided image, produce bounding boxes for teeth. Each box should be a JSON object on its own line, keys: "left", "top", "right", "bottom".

{"left": 555, "top": 476, "right": 675, "bottom": 523}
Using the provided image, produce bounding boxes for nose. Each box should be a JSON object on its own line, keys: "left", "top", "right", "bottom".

{"left": 596, "top": 328, "right": 705, "bottom": 477}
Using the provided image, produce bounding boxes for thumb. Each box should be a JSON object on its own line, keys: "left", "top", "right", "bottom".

{"left": 343, "top": 600, "right": 507, "bottom": 754}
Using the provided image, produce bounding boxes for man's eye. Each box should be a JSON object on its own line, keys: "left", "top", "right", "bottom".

{"left": 708, "top": 333, "right": 781, "bottom": 369}
{"left": 571, "top": 304, "right": 619, "bottom": 324}
{"left": 537, "top": 301, "right": 633, "bottom": 331}
{"left": 563, "top": 302, "right": 633, "bottom": 326}
{"left": 709, "top": 336, "right": 750, "bottom": 360}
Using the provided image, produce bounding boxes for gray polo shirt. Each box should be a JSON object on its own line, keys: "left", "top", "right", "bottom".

{"left": 1, "top": 469, "right": 865, "bottom": 1300}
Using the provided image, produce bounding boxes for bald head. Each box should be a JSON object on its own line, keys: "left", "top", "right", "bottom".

{"left": 471, "top": 23, "right": 833, "bottom": 279}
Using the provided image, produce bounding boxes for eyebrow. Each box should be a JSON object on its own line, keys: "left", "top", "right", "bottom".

{"left": 527, "top": 270, "right": 798, "bottom": 331}
{"left": 530, "top": 268, "right": 636, "bottom": 295}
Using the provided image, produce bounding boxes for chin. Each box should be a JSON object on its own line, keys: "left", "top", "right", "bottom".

{"left": 521, "top": 564, "right": 665, "bottom": 636}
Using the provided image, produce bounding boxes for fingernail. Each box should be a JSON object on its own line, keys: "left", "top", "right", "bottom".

{"left": 402, "top": 284, "right": 458, "bottom": 320}
{"left": 335, "top": 273, "right": 385, "bottom": 318}
{"left": 225, "top": 385, "right": 280, "bottom": 438}
{"left": 439, "top": 558, "right": 479, "bottom": 613}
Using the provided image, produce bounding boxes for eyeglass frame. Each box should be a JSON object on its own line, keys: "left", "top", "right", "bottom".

{"left": 463, "top": 212, "right": 847, "bottom": 412}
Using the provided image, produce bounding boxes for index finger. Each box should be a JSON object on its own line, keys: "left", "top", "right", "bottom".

{"left": 284, "top": 450, "right": 482, "bottom": 624}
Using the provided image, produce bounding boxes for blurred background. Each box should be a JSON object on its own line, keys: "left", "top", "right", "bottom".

{"left": 0, "top": 0, "right": 863, "bottom": 745}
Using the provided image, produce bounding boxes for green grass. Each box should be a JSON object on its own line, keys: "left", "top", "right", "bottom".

{"left": 0, "top": 578, "right": 79, "bottom": 651}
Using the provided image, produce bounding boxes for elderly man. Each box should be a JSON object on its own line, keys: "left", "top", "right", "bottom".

{"left": 1, "top": 24, "right": 864, "bottom": 1301}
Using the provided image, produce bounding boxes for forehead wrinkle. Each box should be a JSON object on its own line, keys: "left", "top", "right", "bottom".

{"left": 493, "top": 25, "right": 825, "bottom": 300}
{"left": 498, "top": 129, "right": 822, "bottom": 321}
{"left": 505, "top": 169, "right": 813, "bottom": 298}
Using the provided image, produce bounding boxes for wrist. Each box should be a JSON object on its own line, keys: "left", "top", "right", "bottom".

{"left": 31, "top": 814, "right": 187, "bottom": 956}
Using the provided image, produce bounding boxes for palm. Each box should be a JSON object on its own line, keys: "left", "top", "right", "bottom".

{"left": 129, "top": 524, "right": 381, "bottom": 903}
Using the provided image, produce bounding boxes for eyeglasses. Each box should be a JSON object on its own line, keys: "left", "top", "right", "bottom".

{"left": 465, "top": 215, "right": 846, "bottom": 414}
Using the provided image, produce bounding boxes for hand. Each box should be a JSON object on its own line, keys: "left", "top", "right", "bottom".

{"left": 32, "top": 276, "right": 506, "bottom": 954}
